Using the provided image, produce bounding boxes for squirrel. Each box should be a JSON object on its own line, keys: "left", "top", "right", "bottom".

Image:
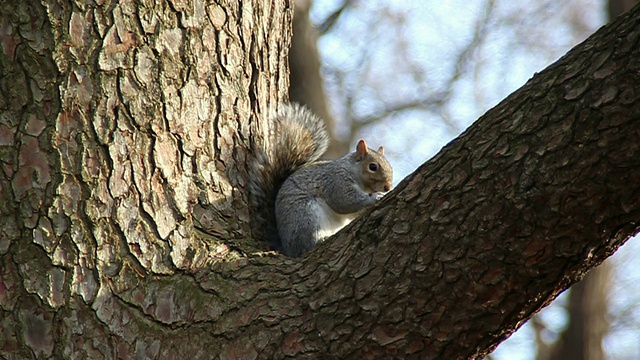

{"left": 249, "top": 103, "right": 393, "bottom": 258}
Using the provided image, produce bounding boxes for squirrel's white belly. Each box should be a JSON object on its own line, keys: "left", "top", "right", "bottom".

{"left": 310, "top": 199, "right": 355, "bottom": 240}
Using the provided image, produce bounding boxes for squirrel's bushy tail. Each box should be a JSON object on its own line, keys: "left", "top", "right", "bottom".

{"left": 249, "top": 104, "right": 329, "bottom": 250}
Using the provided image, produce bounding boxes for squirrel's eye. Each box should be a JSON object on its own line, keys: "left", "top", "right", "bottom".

{"left": 369, "top": 163, "right": 378, "bottom": 171}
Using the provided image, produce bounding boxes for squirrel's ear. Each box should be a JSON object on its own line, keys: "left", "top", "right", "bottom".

{"left": 377, "top": 146, "right": 385, "bottom": 154}
{"left": 356, "top": 140, "right": 368, "bottom": 160}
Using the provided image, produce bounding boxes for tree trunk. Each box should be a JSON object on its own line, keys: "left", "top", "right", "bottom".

{"left": 1, "top": 0, "right": 292, "bottom": 358}
{"left": 1, "top": 1, "right": 640, "bottom": 360}
{"left": 289, "top": 0, "right": 348, "bottom": 156}
{"left": 546, "top": 265, "right": 610, "bottom": 360}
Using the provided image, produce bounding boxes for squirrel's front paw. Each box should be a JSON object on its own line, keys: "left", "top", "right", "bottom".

{"left": 370, "top": 192, "right": 386, "bottom": 201}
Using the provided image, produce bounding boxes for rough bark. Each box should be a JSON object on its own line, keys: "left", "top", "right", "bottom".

{"left": 539, "top": 3, "right": 639, "bottom": 358}
{"left": 1, "top": 2, "right": 639, "bottom": 360}
{"left": 0, "top": 0, "right": 292, "bottom": 358}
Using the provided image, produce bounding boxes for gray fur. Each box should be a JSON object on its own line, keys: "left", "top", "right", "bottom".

{"left": 275, "top": 154, "right": 381, "bottom": 257}
{"left": 250, "top": 103, "right": 392, "bottom": 257}
{"left": 248, "top": 104, "right": 329, "bottom": 251}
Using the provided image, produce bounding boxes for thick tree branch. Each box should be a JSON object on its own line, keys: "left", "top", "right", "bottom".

{"left": 196, "top": 6, "right": 640, "bottom": 358}
{"left": 302, "top": 7, "right": 640, "bottom": 358}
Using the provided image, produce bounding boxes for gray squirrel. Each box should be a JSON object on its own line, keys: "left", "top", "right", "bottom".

{"left": 249, "top": 103, "right": 393, "bottom": 257}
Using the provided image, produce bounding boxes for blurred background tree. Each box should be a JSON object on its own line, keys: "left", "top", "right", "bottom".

{"left": 288, "top": 0, "right": 640, "bottom": 359}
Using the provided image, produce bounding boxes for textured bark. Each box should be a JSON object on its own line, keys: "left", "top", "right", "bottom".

{"left": 539, "top": 3, "right": 639, "bottom": 358}
{"left": 0, "top": 0, "right": 292, "bottom": 358}
{"left": 1, "top": 2, "right": 639, "bottom": 360}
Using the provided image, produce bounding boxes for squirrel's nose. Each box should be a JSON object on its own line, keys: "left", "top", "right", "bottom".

{"left": 384, "top": 184, "right": 391, "bottom": 192}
